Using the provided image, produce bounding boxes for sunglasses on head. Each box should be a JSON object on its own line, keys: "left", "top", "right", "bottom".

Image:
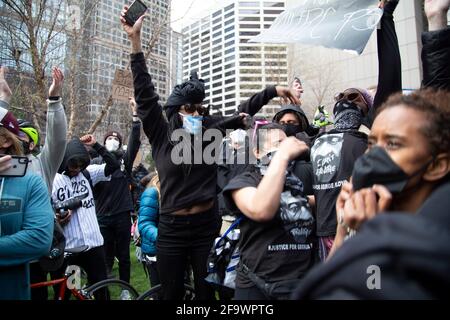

{"left": 182, "top": 104, "right": 209, "bottom": 116}
{"left": 252, "top": 120, "right": 270, "bottom": 149}
{"left": 334, "top": 90, "right": 362, "bottom": 103}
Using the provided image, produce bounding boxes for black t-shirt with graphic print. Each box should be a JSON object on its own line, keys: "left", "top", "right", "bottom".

{"left": 311, "top": 130, "right": 368, "bottom": 237}
{"left": 223, "top": 165, "right": 318, "bottom": 288}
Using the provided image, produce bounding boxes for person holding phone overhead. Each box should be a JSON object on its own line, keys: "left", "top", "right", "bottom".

{"left": 123, "top": 0, "right": 147, "bottom": 26}
{"left": 120, "top": 2, "right": 300, "bottom": 300}
{"left": 0, "top": 110, "right": 54, "bottom": 300}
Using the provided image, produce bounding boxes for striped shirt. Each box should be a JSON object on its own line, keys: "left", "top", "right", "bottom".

{"left": 51, "top": 164, "right": 111, "bottom": 250}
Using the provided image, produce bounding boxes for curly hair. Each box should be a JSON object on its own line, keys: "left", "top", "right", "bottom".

{"left": 377, "top": 89, "right": 450, "bottom": 156}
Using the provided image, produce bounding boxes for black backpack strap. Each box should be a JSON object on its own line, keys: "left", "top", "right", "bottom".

{"left": 82, "top": 169, "right": 94, "bottom": 190}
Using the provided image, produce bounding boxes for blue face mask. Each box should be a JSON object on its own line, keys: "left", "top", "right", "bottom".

{"left": 179, "top": 113, "right": 203, "bottom": 135}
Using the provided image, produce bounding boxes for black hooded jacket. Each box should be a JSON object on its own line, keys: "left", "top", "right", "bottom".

{"left": 58, "top": 138, "right": 90, "bottom": 174}
{"left": 92, "top": 120, "right": 142, "bottom": 217}
{"left": 131, "top": 52, "right": 275, "bottom": 214}
{"left": 421, "top": 27, "right": 450, "bottom": 91}
{"left": 58, "top": 138, "right": 119, "bottom": 178}
{"left": 292, "top": 180, "right": 450, "bottom": 300}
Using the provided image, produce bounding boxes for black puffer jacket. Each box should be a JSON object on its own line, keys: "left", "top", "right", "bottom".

{"left": 422, "top": 27, "right": 450, "bottom": 91}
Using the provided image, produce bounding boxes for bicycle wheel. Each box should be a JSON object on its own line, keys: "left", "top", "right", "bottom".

{"left": 83, "top": 279, "right": 139, "bottom": 300}
{"left": 137, "top": 284, "right": 196, "bottom": 300}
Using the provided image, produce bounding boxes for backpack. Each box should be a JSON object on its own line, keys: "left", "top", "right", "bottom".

{"left": 205, "top": 217, "right": 242, "bottom": 294}
{"left": 39, "top": 219, "right": 66, "bottom": 272}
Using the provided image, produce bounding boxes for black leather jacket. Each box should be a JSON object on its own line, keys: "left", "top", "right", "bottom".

{"left": 422, "top": 27, "right": 450, "bottom": 91}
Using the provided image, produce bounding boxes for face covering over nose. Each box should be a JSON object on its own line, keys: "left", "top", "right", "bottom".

{"left": 257, "top": 150, "right": 277, "bottom": 167}
{"left": 105, "top": 139, "right": 120, "bottom": 152}
{"left": 282, "top": 124, "right": 303, "bottom": 137}
{"left": 180, "top": 113, "right": 203, "bottom": 135}
{"left": 352, "top": 146, "right": 431, "bottom": 194}
{"left": 333, "top": 100, "right": 363, "bottom": 131}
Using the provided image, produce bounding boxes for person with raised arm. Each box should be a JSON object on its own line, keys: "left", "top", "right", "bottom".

{"left": 120, "top": 4, "right": 300, "bottom": 300}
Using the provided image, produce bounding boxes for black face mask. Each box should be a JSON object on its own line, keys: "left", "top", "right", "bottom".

{"left": 352, "top": 146, "right": 431, "bottom": 194}
{"left": 333, "top": 100, "right": 363, "bottom": 131}
{"left": 282, "top": 124, "right": 303, "bottom": 137}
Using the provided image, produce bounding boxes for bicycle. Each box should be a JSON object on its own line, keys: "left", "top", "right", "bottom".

{"left": 137, "top": 283, "right": 195, "bottom": 300}
{"left": 31, "top": 246, "right": 139, "bottom": 300}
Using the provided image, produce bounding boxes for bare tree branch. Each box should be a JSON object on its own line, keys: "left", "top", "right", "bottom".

{"left": 87, "top": 0, "right": 172, "bottom": 134}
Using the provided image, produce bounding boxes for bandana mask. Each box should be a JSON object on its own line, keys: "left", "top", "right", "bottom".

{"left": 333, "top": 100, "right": 363, "bottom": 131}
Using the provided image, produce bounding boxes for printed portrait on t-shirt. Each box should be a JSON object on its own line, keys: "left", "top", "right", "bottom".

{"left": 279, "top": 191, "right": 314, "bottom": 243}
{"left": 311, "top": 133, "right": 344, "bottom": 183}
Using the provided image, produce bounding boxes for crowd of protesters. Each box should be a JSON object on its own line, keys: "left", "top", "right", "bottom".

{"left": 0, "top": 0, "right": 449, "bottom": 300}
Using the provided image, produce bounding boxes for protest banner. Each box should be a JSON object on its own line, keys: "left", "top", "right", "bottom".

{"left": 250, "top": 0, "right": 383, "bottom": 55}
{"left": 112, "top": 69, "right": 133, "bottom": 102}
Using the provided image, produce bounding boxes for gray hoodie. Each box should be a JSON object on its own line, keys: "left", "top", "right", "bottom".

{"left": 0, "top": 99, "right": 67, "bottom": 192}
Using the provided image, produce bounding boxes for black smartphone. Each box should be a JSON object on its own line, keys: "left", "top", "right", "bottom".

{"left": 124, "top": 0, "right": 148, "bottom": 26}
{"left": 0, "top": 155, "right": 29, "bottom": 177}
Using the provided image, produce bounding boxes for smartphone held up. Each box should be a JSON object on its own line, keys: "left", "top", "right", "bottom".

{"left": 124, "top": 0, "right": 148, "bottom": 26}
{"left": 0, "top": 155, "right": 29, "bottom": 177}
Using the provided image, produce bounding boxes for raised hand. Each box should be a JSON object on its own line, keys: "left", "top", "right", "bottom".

{"left": 49, "top": 67, "right": 64, "bottom": 97}
{"left": 80, "top": 134, "right": 96, "bottom": 146}
{"left": 0, "top": 66, "right": 12, "bottom": 103}
{"left": 129, "top": 97, "right": 137, "bottom": 115}
{"left": 292, "top": 80, "right": 304, "bottom": 100}
{"left": 120, "top": 5, "right": 146, "bottom": 39}
{"left": 238, "top": 112, "right": 250, "bottom": 128}
{"left": 275, "top": 86, "right": 301, "bottom": 105}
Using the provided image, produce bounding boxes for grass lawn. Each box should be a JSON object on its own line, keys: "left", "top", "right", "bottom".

{"left": 109, "top": 243, "right": 150, "bottom": 296}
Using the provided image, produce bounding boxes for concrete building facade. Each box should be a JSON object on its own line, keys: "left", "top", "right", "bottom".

{"left": 181, "top": 0, "right": 289, "bottom": 116}
{"left": 286, "top": 0, "right": 433, "bottom": 119}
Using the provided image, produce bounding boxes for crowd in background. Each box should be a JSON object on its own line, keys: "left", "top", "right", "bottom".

{"left": 0, "top": 0, "right": 449, "bottom": 300}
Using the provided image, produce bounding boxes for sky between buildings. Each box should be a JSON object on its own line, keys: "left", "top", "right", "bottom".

{"left": 171, "top": 0, "right": 234, "bottom": 32}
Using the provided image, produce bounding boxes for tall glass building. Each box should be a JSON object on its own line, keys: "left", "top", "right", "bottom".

{"left": 181, "top": 0, "right": 289, "bottom": 117}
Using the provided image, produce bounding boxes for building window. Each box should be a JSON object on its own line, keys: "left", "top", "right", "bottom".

{"left": 239, "top": 2, "right": 260, "bottom": 7}
{"left": 264, "top": 2, "right": 284, "bottom": 7}
{"left": 264, "top": 9, "right": 283, "bottom": 14}
{"left": 239, "top": 9, "right": 260, "bottom": 14}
